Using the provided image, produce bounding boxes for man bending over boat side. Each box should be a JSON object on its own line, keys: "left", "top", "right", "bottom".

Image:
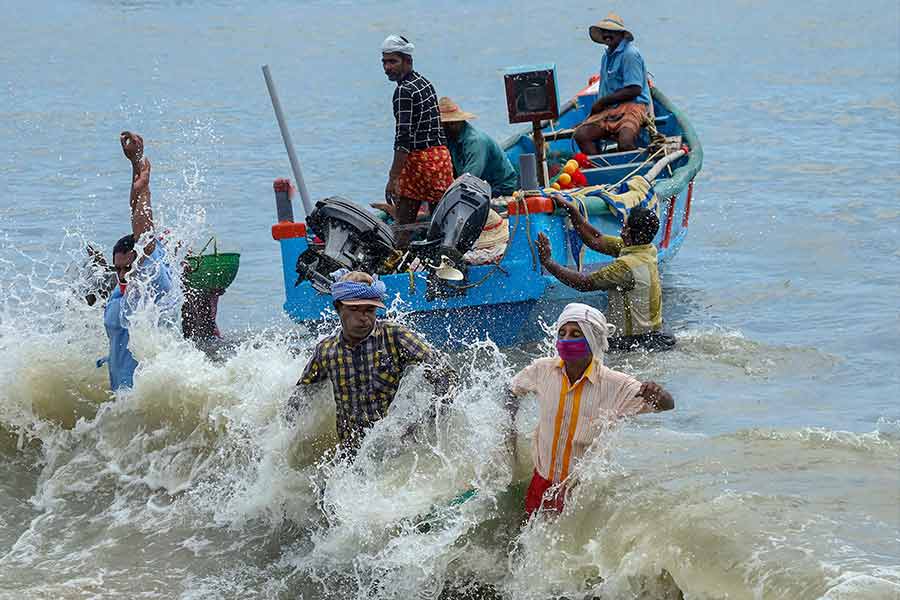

{"left": 381, "top": 34, "right": 454, "bottom": 247}
{"left": 537, "top": 198, "right": 674, "bottom": 351}
{"left": 574, "top": 13, "right": 652, "bottom": 154}
{"left": 507, "top": 303, "right": 673, "bottom": 517}
{"left": 286, "top": 270, "right": 455, "bottom": 452}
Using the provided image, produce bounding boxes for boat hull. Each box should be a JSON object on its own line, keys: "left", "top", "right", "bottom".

{"left": 274, "top": 81, "right": 702, "bottom": 348}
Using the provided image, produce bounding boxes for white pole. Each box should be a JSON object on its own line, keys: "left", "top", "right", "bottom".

{"left": 261, "top": 64, "right": 314, "bottom": 218}
{"left": 645, "top": 149, "right": 687, "bottom": 182}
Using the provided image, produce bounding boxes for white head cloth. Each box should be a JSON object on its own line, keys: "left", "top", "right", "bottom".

{"left": 554, "top": 302, "right": 617, "bottom": 357}
{"left": 382, "top": 34, "right": 414, "bottom": 56}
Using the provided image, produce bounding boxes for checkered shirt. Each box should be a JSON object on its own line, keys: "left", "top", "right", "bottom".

{"left": 298, "top": 321, "right": 435, "bottom": 444}
{"left": 392, "top": 70, "right": 446, "bottom": 153}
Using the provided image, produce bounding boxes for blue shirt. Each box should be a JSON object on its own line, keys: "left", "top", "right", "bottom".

{"left": 447, "top": 123, "right": 519, "bottom": 197}
{"left": 598, "top": 40, "right": 651, "bottom": 107}
{"left": 101, "top": 243, "right": 175, "bottom": 390}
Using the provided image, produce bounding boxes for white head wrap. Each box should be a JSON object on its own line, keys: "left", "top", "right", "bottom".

{"left": 554, "top": 302, "right": 616, "bottom": 357}
{"left": 381, "top": 34, "right": 415, "bottom": 56}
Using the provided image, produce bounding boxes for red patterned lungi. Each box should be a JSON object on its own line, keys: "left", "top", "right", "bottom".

{"left": 576, "top": 101, "right": 647, "bottom": 141}
{"left": 398, "top": 145, "right": 454, "bottom": 203}
{"left": 524, "top": 469, "right": 566, "bottom": 516}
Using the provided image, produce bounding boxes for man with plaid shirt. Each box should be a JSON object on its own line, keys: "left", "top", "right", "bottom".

{"left": 381, "top": 34, "right": 454, "bottom": 247}
{"left": 288, "top": 271, "right": 454, "bottom": 449}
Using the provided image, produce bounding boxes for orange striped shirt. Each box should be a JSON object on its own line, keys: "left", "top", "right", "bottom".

{"left": 511, "top": 358, "right": 644, "bottom": 482}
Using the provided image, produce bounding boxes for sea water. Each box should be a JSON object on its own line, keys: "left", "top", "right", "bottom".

{"left": 0, "top": 0, "right": 898, "bottom": 598}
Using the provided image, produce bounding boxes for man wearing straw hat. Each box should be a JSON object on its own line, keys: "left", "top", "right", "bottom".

{"left": 574, "top": 13, "right": 652, "bottom": 154}
{"left": 439, "top": 97, "right": 519, "bottom": 198}
{"left": 381, "top": 34, "right": 454, "bottom": 247}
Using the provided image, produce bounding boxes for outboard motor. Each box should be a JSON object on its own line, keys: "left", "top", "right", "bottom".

{"left": 410, "top": 174, "right": 491, "bottom": 279}
{"left": 295, "top": 197, "right": 396, "bottom": 293}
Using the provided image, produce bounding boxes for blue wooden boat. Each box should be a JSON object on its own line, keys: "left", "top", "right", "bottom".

{"left": 271, "top": 75, "right": 703, "bottom": 348}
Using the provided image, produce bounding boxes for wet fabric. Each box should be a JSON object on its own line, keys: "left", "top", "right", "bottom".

{"left": 589, "top": 240, "right": 662, "bottom": 337}
{"left": 525, "top": 469, "right": 566, "bottom": 515}
{"left": 297, "top": 322, "right": 435, "bottom": 445}
{"left": 101, "top": 243, "right": 175, "bottom": 390}
{"left": 398, "top": 145, "right": 454, "bottom": 203}
{"left": 446, "top": 122, "right": 519, "bottom": 197}
{"left": 510, "top": 357, "right": 643, "bottom": 483}
{"left": 598, "top": 39, "right": 651, "bottom": 106}
{"left": 329, "top": 269, "right": 387, "bottom": 304}
{"left": 556, "top": 338, "right": 591, "bottom": 361}
{"left": 554, "top": 301, "right": 616, "bottom": 356}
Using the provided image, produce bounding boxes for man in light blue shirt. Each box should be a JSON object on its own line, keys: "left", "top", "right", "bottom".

{"left": 99, "top": 132, "right": 175, "bottom": 390}
{"left": 574, "top": 13, "right": 652, "bottom": 154}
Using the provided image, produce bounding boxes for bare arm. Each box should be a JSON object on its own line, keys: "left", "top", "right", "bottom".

{"left": 636, "top": 381, "right": 674, "bottom": 413}
{"left": 120, "top": 131, "right": 156, "bottom": 256}
{"left": 537, "top": 232, "right": 615, "bottom": 291}
{"left": 553, "top": 196, "right": 623, "bottom": 256}
{"left": 591, "top": 85, "right": 642, "bottom": 114}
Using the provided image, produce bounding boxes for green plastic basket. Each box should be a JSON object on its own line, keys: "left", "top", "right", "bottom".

{"left": 184, "top": 238, "right": 240, "bottom": 291}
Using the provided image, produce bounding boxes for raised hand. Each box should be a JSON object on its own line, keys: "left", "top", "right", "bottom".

{"left": 536, "top": 232, "right": 553, "bottom": 264}
{"left": 637, "top": 381, "right": 674, "bottom": 412}
{"left": 120, "top": 131, "right": 144, "bottom": 164}
{"left": 551, "top": 194, "right": 577, "bottom": 214}
{"left": 132, "top": 158, "right": 151, "bottom": 197}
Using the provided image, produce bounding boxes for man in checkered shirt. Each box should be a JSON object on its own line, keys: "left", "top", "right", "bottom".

{"left": 381, "top": 34, "right": 454, "bottom": 247}
{"left": 288, "top": 271, "right": 455, "bottom": 450}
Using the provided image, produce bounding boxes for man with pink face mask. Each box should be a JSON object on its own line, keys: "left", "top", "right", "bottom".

{"left": 508, "top": 303, "right": 674, "bottom": 517}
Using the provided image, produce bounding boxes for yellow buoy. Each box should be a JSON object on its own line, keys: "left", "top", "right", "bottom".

{"left": 551, "top": 182, "right": 561, "bottom": 190}
{"left": 557, "top": 173, "right": 572, "bottom": 186}
{"left": 564, "top": 160, "right": 579, "bottom": 174}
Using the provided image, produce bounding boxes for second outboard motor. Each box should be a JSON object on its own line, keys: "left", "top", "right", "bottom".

{"left": 411, "top": 174, "right": 491, "bottom": 277}
{"left": 296, "top": 197, "right": 396, "bottom": 293}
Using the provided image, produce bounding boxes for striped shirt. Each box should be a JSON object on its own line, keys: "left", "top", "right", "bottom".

{"left": 589, "top": 238, "right": 662, "bottom": 336}
{"left": 298, "top": 321, "right": 435, "bottom": 444}
{"left": 511, "top": 358, "right": 644, "bottom": 483}
{"left": 393, "top": 70, "right": 446, "bottom": 153}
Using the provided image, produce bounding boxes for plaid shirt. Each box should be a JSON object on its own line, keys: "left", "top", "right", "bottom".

{"left": 298, "top": 322, "right": 435, "bottom": 444}
{"left": 393, "top": 70, "right": 446, "bottom": 153}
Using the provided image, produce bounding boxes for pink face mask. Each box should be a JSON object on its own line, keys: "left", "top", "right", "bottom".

{"left": 556, "top": 338, "right": 591, "bottom": 361}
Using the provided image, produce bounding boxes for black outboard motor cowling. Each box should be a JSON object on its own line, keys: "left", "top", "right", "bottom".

{"left": 412, "top": 174, "right": 491, "bottom": 262}
{"left": 296, "top": 197, "right": 396, "bottom": 293}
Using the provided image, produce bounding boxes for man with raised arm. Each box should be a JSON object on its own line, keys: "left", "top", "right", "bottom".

{"left": 98, "top": 132, "right": 176, "bottom": 390}
{"left": 537, "top": 198, "right": 673, "bottom": 351}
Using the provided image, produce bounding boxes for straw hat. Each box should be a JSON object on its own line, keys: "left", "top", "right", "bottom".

{"left": 473, "top": 210, "right": 509, "bottom": 249}
{"left": 439, "top": 97, "right": 477, "bottom": 122}
{"left": 589, "top": 12, "right": 634, "bottom": 44}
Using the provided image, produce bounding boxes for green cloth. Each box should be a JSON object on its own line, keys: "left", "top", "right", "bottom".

{"left": 588, "top": 239, "right": 662, "bottom": 337}
{"left": 447, "top": 123, "right": 519, "bottom": 197}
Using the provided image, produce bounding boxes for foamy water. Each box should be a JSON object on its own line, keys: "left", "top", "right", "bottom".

{"left": 1, "top": 273, "right": 897, "bottom": 598}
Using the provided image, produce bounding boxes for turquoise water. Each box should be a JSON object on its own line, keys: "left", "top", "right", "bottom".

{"left": 1, "top": 1, "right": 898, "bottom": 598}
